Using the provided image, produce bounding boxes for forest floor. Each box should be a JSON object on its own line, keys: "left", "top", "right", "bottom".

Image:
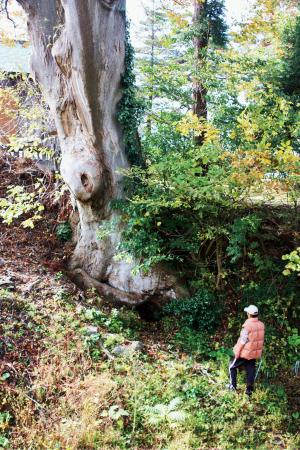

{"left": 0, "top": 155, "right": 299, "bottom": 449}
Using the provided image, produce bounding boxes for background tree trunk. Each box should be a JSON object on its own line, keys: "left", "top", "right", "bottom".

{"left": 17, "top": 0, "right": 183, "bottom": 304}
{"left": 192, "top": 0, "right": 208, "bottom": 145}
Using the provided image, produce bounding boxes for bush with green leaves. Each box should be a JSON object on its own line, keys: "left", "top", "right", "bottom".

{"left": 226, "top": 214, "right": 261, "bottom": 263}
{"left": 0, "top": 185, "right": 44, "bottom": 229}
{"left": 55, "top": 221, "right": 72, "bottom": 242}
{"left": 170, "top": 327, "right": 213, "bottom": 357}
{"left": 282, "top": 247, "right": 300, "bottom": 276}
{"left": 164, "top": 289, "right": 222, "bottom": 334}
{"left": 81, "top": 307, "right": 140, "bottom": 339}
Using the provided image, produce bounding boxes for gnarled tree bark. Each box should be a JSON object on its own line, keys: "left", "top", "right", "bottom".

{"left": 17, "top": 0, "right": 184, "bottom": 304}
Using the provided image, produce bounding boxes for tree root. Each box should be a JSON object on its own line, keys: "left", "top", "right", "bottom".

{"left": 68, "top": 268, "right": 149, "bottom": 306}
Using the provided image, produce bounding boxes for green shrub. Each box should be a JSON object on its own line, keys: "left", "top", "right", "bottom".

{"left": 171, "top": 327, "right": 212, "bottom": 356}
{"left": 164, "top": 289, "right": 223, "bottom": 333}
{"left": 56, "top": 221, "right": 72, "bottom": 242}
{"left": 226, "top": 214, "right": 261, "bottom": 263}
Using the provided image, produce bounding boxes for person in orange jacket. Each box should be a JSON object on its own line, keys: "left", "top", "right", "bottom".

{"left": 229, "top": 305, "right": 265, "bottom": 396}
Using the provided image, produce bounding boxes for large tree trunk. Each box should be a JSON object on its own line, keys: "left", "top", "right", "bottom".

{"left": 17, "top": 0, "right": 183, "bottom": 304}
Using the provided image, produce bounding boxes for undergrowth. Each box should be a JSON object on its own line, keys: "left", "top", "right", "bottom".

{"left": 1, "top": 280, "right": 299, "bottom": 450}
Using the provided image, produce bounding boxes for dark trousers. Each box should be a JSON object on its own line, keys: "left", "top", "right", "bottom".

{"left": 229, "top": 358, "right": 256, "bottom": 393}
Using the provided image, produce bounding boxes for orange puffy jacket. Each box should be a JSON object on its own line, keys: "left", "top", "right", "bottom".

{"left": 233, "top": 317, "right": 265, "bottom": 360}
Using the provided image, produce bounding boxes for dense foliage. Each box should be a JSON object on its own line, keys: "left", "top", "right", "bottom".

{"left": 110, "top": 0, "right": 300, "bottom": 378}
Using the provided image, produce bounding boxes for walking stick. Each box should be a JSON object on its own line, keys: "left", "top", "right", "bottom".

{"left": 255, "top": 358, "right": 263, "bottom": 381}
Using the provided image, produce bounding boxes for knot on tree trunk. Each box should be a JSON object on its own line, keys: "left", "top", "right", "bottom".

{"left": 60, "top": 149, "right": 108, "bottom": 203}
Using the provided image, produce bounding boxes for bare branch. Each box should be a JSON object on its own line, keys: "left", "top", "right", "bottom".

{"left": 1, "top": 0, "right": 17, "bottom": 29}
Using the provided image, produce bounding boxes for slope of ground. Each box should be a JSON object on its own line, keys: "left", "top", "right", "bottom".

{"left": 0, "top": 154, "right": 299, "bottom": 449}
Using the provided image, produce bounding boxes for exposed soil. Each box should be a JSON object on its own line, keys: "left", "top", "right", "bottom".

{"left": 0, "top": 153, "right": 75, "bottom": 383}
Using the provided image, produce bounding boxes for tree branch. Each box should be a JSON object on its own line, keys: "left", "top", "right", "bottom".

{"left": 1, "top": 0, "right": 17, "bottom": 29}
